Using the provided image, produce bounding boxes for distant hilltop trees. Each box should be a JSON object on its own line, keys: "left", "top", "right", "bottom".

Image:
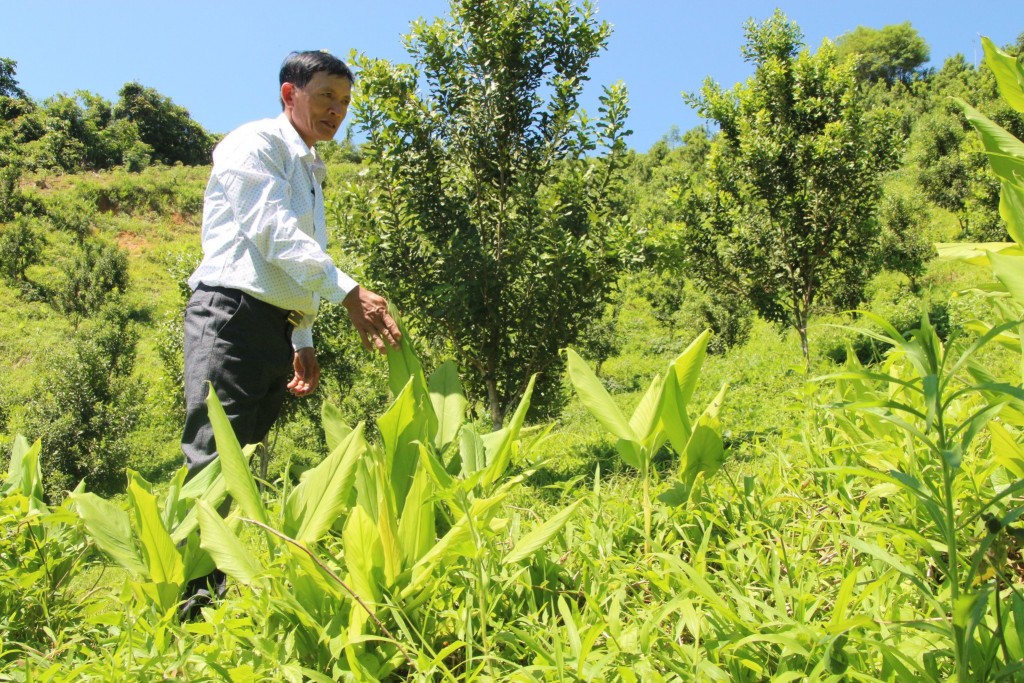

{"left": 0, "top": 57, "right": 214, "bottom": 173}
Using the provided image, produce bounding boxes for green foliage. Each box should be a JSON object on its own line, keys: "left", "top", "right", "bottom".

{"left": 835, "top": 22, "right": 930, "bottom": 84}
{"left": 51, "top": 239, "right": 130, "bottom": 320}
{"left": 679, "top": 10, "right": 901, "bottom": 368}
{"left": 565, "top": 330, "right": 726, "bottom": 551}
{"left": 21, "top": 305, "right": 142, "bottom": 498}
{"left": 350, "top": 0, "right": 631, "bottom": 428}
{"left": 0, "top": 215, "right": 44, "bottom": 286}
{"left": 45, "top": 193, "right": 95, "bottom": 243}
{"left": 911, "top": 106, "right": 1004, "bottom": 240}
{"left": 822, "top": 311, "right": 1024, "bottom": 681}
{"left": 875, "top": 193, "right": 937, "bottom": 285}
{"left": 0, "top": 65, "right": 210, "bottom": 174}
{"left": 113, "top": 82, "right": 213, "bottom": 167}
{"left": 0, "top": 58, "right": 26, "bottom": 101}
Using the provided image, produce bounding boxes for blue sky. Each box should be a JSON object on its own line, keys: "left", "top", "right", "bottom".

{"left": 2, "top": 1, "right": 1020, "bottom": 151}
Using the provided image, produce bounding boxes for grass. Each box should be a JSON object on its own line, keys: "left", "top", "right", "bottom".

{"left": 3, "top": 163, "right": 1023, "bottom": 680}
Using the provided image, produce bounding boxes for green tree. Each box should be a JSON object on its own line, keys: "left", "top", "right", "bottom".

{"left": 835, "top": 22, "right": 930, "bottom": 84}
{"left": 21, "top": 305, "right": 142, "bottom": 499}
{"left": 911, "top": 107, "right": 1003, "bottom": 240}
{"left": 0, "top": 215, "right": 44, "bottom": 285}
{"left": 0, "top": 57, "right": 25, "bottom": 100}
{"left": 678, "top": 11, "right": 900, "bottom": 369}
{"left": 52, "top": 240, "right": 130, "bottom": 322}
{"left": 350, "top": 0, "right": 630, "bottom": 428}
{"left": 874, "top": 193, "right": 935, "bottom": 288}
{"left": 113, "top": 82, "right": 213, "bottom": 166}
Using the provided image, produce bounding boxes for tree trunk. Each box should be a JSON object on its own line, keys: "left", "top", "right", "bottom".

{"left": 798, "top": 320, "right": 810, "bottom": 375}
{"left": 485, "top": 377, "right": 504, "bottom": 432}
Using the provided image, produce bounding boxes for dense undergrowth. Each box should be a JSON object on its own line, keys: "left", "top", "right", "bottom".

{"left": 3, "top": 28, "right": 1024, "bottom": 683}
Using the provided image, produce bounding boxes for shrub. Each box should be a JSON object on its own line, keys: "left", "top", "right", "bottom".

{"left": 51, "top": 239, "right": 129, "bottom": 319}
{"left": 21, "top": 304, "right": 143, "bottom": 499}
{"left": 45, "top": 194, "right": 95, "bottom": 243}
{"left": 0, "top": 215, "right": 44, "bottom": 285}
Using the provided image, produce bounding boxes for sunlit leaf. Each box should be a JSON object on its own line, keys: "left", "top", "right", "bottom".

{"left": 205, "top": 384, "right": 268, "bottom": 525}
{"left": 428, "top": 360, "right": 467, "bottom": 449}
{"left": 285, "top": 424, "right": 366, "bottom": 544}
{"left": 503, "top": 498, "right": 584, "bottom": 564}
{"left": 322, "top": 401, "right": 353, "bottom": 453}
{"left": 128, "top": 479, "right": 184, "bottom": 586}
{"left": 196, "top": 500, "right": 263, "bottom": 584}
{"left": 564, "top": 348, "right": 636, "bottom": 443}
{"left": 982, "top": 36, "right": 1024, "bottom": 115}
{"left": 73, "top": 492, "right": 147, "bottom": 577}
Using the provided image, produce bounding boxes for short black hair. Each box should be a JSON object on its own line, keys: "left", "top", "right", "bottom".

{"left": 279, "top": 50, "right": 354, "bottom": 90}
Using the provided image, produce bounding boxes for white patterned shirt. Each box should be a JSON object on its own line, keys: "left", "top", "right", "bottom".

{"left": 189, "top": 113, "right": 358, "bottom": 350}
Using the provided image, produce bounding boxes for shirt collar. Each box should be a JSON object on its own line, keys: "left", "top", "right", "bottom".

{"left": 277, "top": 112, "right": 315, "bottom": 160}
{"left": 276, "top": 113, "right": 326, "bottom": 182}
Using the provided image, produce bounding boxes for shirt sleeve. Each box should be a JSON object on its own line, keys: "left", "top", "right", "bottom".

{"left": 291, "top": 314, "right": 315, "bottom": 350}
{"left": 213, "top": 134, "right": 358, "bottom": 305}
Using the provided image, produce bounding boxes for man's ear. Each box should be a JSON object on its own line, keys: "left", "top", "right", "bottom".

{"left": 280, "top": 82, "right": 296, "bottom": 109}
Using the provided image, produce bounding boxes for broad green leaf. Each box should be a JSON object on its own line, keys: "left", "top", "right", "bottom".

{"left": 397, "top": 448, "right": 436, "bottom": 565}
{"left": 614, "top": 439, "right": 643, "bottom": 470}
{"left": 460, "top": 425, "right": 486, "bottom": 476}
{"left": 982, "top": 36, "right": 1024, "bottom": 115}
{"left": 565, "top": 348, "right": 636, "bottom": 443}
{"left": 428, "top": 360, "right": 467, "bottom": 449}
{"left": 376, "top": 482, "right": 402, "bottom": 585}
{"left": 196, "top": 500, "right": 263, "bottom": 584}
{"left": 135, "top": 582, "right": 180, "bottom": 614}
{"left": 481, "top": 374, "right": 536, "bottom": 488}
{"left": 322, "top": 401, "right": 353, "bottom": 453}
{"left": 990, "top": 250, "right": 1024, "bottom": 304}
{"left": 682, "top": 417, "right": 725, "bottom": 484}
{"left": 935, "top": 242, "right": 1020, "bottom": 267}
{"left": 286, "top": 543, "right": 343, "bottom": 609}
{"left": 342, "top": 504, "right": 384, "bottom": 604}
{"left": 161, "top": 466, "right": 189, "bottom": 532}
{"left": 503, "top": 498, "right": 584, "bottom": 564}
{"left": 629, "top": 371, "right": 666, "bottom": 445}
{"left": 205, "top": 384, "right": 268, "bottom": 525}
{"left": 73, "top": 492, "right": 147, "bottom": 577}
{"left": 284, "top": 424, "right": 366, "bottom": 544}
{"left": 4, "top": 435, "right": 31, "bottom": 494}
{"left": 181, "top": 533, "right": 216, "bottom": 583}
{"left": 378, "top": 377, "right": 428, "bottom": 514}
{"left": 129, "top": 480, "right": 185, "bottom": 585}
{"left": 673, "top": 330, "right": 712, "bottom": 408}
{"left": 1000, "top": 180, "right": 1024, "bottom": 246}
{"left": 385, "top": 305, "right": 427, "bottom": 399}
{"left": 173, "top": 459, "right": 228, "bottom": 545}
{"left": 6, "top": 436, "right": 43, "bottom": 506}
{"left": 660, "top": 372, "right": 692, "bottom": 457}
{"left": 956, "top": 99, "right": 1024, "bottom": 184}
{"left": 180, "top": 456, "right": 223, "bottom": 500}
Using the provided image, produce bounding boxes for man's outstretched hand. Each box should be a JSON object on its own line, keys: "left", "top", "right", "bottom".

{"left": 342, "top": 286, "right": 402, "bottom": 353}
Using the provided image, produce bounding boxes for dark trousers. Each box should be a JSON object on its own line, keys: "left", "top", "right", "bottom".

{"left": 181, "top": 284, "right": 295, "bottom": 479}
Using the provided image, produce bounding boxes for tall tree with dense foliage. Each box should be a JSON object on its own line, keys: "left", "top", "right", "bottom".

{"left": 350, "top": 0, "right": 630, "bottom": 428}
{"left": 835, "top": 22, "right": 930, "bottom": 84}
{"left": 0, "top": 57, "right": 25, "bottom": 101}
{"left": 114, "top": 82, "right": 213, "bottom": 166}
{"left": 677, "top": 11, "right": 900, "bottom": 369}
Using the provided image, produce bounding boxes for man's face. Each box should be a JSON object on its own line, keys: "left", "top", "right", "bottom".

{"left": 283, "top": 71, "right": 352, "bottom": 147}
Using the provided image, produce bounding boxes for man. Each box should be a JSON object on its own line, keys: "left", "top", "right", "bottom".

{"left": 179, "top": 51, "right": 400, "bottom": 618}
